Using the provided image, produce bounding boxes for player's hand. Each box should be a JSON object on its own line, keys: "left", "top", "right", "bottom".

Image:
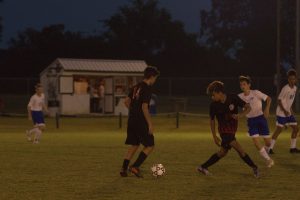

{"left": 264, "top": 110, "right": 270, "bottom": 118}
{"left": 231, "top": 114, "right": 239, "bottom": 120}
{"left": 148, "top": 124, "right": 154, "bottom": 135}
{"left": 213, "top": 136, "right": 221, "bottom": 147}
{"left": 284, "top": 110, "right": 291, "bottom": 116}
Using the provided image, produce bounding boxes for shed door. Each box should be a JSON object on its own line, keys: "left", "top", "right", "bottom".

{"left": 104, "top": 77, "right": 114, "bottom": 113}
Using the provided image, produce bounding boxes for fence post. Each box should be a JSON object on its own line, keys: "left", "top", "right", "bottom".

{"left": 176, "top": 112, "right": 179, "bottom": 128}
{"left": 119, "top": 112, "right": 122, "bottom": 129}
{"left": 55, "top": 112, "right": 60, "bottom": 129}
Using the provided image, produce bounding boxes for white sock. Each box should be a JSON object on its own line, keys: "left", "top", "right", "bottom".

{"left": 259, "top": 148, "right": 271, "bottom": 161}
{"left": 264, "top": 145, "right": 270, "bottom": 153}
{"left": 270, "top": 139, "right": 276, "bottom": 149}
{"left": 29, "top": 127, "right": 38, "bottom": 134}
{"left": 291, "top": 138, "right": 297, "bottom": 149}
{"left": 34, "top": 129, "right": 42, "bottom": 142}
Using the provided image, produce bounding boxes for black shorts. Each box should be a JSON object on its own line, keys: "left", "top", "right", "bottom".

{"left": 125, "top": 119, "right": 154, "bottom": 147}
{"left": 220, "top": 134, "right": 236, "bottom": 150}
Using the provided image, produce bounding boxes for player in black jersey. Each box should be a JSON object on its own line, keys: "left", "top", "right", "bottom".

{"left": 197, "top": 81, "right": 259, "bottom": 178}
{"left": 120, "top": 66, "right": 160, "bottom": 178}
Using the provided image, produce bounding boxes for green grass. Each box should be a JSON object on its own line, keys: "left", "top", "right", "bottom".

{"left": 0, "top": 116, "right": 300, "bottom": 200}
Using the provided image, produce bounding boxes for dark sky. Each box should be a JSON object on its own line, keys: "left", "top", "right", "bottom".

{"left": 0, "top": 0, "right": 211, "bottom": 48}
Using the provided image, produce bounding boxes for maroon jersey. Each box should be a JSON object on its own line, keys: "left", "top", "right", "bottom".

{"left": 209, "top": 94, "right": 246, "bottom": 134}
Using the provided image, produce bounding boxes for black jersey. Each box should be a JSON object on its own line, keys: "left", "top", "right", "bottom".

{"left": 209, "top": 94, "right": 246, "bottom": 134}
{"left": 128, "top": 81, "right": 152, "bottom": 120}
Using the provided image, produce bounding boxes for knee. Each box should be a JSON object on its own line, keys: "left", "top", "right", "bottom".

{"left": 217, "top": 151, "right": 227, "bottom": 158}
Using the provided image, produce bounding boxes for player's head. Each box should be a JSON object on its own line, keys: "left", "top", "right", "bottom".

{"left": 287, "top": 69, "right": 297, "bottom": 86}
{"left": 144, "top": 66, "right": 160, "bottom": 85}
{"left": 239, "top": 75, "right": 251, "bottom": 92}
{"left": 207, "top": 81, "right": 225, "bottom": 102}
{"left": 35, "top": 83, "right": 43, "bottom": 94}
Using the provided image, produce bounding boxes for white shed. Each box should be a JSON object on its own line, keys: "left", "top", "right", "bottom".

{"left": 40, "top": 58, "right": 147, "bottom": 116}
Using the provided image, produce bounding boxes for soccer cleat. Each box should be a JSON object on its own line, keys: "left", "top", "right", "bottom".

{"left": 266, "top": 159, "right": 274, "bottom": 168}
{"left": 129, "top": 166, "right": 143, "bottom": 178}
{"left": 268, "top": 149, "right": 274, "bottom": 154}
{"left": 120, "top": 168, "right": 128, "bottom": 177}
{"left": 290, "top": 148, "right": 300, "bottom": 154}
{"left": 253, "top": 167, "right": 259, "bottom": 178}
{"left": 33, "top": 140, "right": 39, "bottom": 144}
{"left": 26, "top": 130, "right": 32, "bottom": 142}
{"left": 197, "top": 166, "right": 211, "bottom": 176}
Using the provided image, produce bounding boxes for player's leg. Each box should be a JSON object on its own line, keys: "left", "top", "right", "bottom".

{"left": 270, "top": 117, "right": 285, "bottom": 153}
{"left": 252, "top": 137, "right": 274, "bottom": 167}
{"left": 121, "top": 145, "right": 139, "bottom": 177}
{"left": 26, "top": 126, "right": 38, "bottom": 141}
{"left": 289, "top": 123, "right": 300, "bottom": 153}
{"left": 198, "top": 135, "right": 231, "bottom": 176}
{"left": 230, "top": 140, "right": 259, "bottom": 178}
{"left": 130, "top": 131, "right": 155, "bottom": 178}
{"left": 33, "top": 125, "right": 44, "bottom": 144}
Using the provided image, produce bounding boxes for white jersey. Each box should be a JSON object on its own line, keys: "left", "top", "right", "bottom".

{"left": 238, "top": 90, "right": 268, "bottom": 118}
{"left": 28, "top": 94, "right": 45, "bottom": 111}
{"left": 276, "top": 84, "right": 297, "bottom": 117}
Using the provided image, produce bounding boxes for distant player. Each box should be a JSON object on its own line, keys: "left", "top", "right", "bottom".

{"left": 198, "top": 81, "right": 259, "bottom": 178}
{"left": 26, "top": 83, "right": 48, "bottom": 144}
{"left": 238, "top": 76, "right": 274, "bottom": 167}
{"left": 269, "top": 69, "right": 300, "bottom": 154}
{"left": 120, "top": 66, "right": 160, "bottom": 178}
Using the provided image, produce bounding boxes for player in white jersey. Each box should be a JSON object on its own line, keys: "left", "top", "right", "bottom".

{"left": 269, "top": 69, "right": 300, "bottom": 154}
{"left": 238, "top": 76, "right": 274, "bottom": 167}
{"left": 26, "top": 83, "right": 48, "bottom": 144}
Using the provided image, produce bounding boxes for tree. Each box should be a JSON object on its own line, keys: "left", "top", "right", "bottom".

{"left": 103, "top": 0, "right": 205, "bottom": 76}
{"left": 200, "top": 0, "right": 295, "bottom": 76}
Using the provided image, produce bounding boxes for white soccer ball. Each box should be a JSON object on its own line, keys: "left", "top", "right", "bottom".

{"left": 151, "top": 164, "right": 166, "bottom": 177}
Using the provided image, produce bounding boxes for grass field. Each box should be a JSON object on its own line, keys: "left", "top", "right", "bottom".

{"left": 0, "top": 115, "right": 300, "bottom": 200}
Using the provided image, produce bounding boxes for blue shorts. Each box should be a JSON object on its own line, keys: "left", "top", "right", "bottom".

{"left": 247, "top": 115, "right": 270, "bottom": 138}
{"left": 31, "top": 111, "right": 45, "bottom": 126}
{"left": 276, "top": 115, "right": 297, "bottom": 127}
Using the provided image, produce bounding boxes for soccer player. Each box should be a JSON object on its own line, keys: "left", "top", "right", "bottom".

{"left": 120, "top": 66, "right": 160, "bottom": 178}
{"left": 197, "top": 81, "right": 259, "bottom": 178}
{"left": 26, "top": 83, "right": 48, "bottom": 144}
{"left": 238, "top": 76, "right": 274, "bottom": 167}
{"left": 269, "top": 69, "right": 300, "bottom": 154}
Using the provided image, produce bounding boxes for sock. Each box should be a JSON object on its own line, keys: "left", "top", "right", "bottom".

{"left": 270, "top": 139, "right": 276, "bottom": 149}
{"left": 291, "top": 138, "right": 297, "bottom": 149}
{"left": 122, "top": 159, "right": 130, "bottom": 170}
{"left": 29, "top": 127, "right": 38, "bottom": 134}
{"left": 259, "top": 148, "right": 271, "bottom": 161}
{"left": 201, "top": 153, "right": 221, "bottom": 169}
{"left": 132, "top": 151, "right": 148, "bottom": 168}
{"left": 264, "top": 145, "right": 270, "bottom": 153}
{"left": 34, "top": 129, "right": 42, "bottom": 142}
{"left": 241, "top": 154, "right": 257, "bottom": 169}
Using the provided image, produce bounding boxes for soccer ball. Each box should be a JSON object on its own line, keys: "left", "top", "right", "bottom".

{"left": 151, "top": 164, "right": 166, "bottom": 177}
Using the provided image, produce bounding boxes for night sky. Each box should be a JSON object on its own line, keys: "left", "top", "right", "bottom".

{"left": 0, "top": 0, "right": 211, "bottom": 48}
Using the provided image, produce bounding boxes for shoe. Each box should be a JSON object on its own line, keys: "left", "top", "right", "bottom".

{"left": 290, "top": 148, "right": 300, "bottom": 154}
{"left": 120, "top": 168, "right": 128, "bottom": 177}
{"left": 197, "top": 166, "right": 211, "bottom": 176}
{"left": 253, "top": 167, "right": 259, "bottom": 178}
{"left": 26, "top": 130, "right": 32, "bottom": 142}
{"left": 129, "top": 166, "right": 143, "bottom": 178}
{"left": 266, "top": 159, "right": 274, "bottom": 168}
{"left": 269, "top": 149, "right": 274, "bottom": 154}
{"left": 33, "top": 140, "right": 39, "bottom": 144}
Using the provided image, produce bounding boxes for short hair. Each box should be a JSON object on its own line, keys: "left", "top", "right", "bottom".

{"left": 207, "top": 81, "right": 225, "bottom": 95}
{"left": 239, "top": 75, "right": 251, "bottom": 84}
{"left": 144, "top": 66, "right": 160, "bottom": 79}
{"left": 35, "top": 83, "right": 42, "bottom": 89}
{"left": 287, "top": 69, "right": 297, "bottom": 77}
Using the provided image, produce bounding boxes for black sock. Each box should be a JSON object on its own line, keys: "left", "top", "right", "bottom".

{"left": 132, "top": 151, "right": 148, "bottom": 168}
{"left": 201, "top": 153, "right": 221, "bottom": 169}
{"left": 122, "top": 159, "right": 130, "bottom": 170}
{"left": 241, "top": 154, "right": 257, "bottom": 169}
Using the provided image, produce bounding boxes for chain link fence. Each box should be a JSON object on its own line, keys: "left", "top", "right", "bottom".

{"left": 0, "top": 77, "right": 277, "bottom": 114}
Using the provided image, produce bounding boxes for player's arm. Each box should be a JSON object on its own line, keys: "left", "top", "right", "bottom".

{"left": 264, "top": 96, "right": 272, "bottom": 117}
{"left": 27, "top": 105, "right": 32, "bottom": 120}
{"left": 43, "top": 104, "right": 49, "bottom": 114}
{"left": 278, "top": 99, "right": 290, "bottom": 116}
{"left": 124, "top": 97, "right": 131, "bottom": 108}
{"left": 210, "top": 118, "right": 220, "bottom": 146}
{"left": 142, "top": 103, "right": 153, "bottom": 134}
